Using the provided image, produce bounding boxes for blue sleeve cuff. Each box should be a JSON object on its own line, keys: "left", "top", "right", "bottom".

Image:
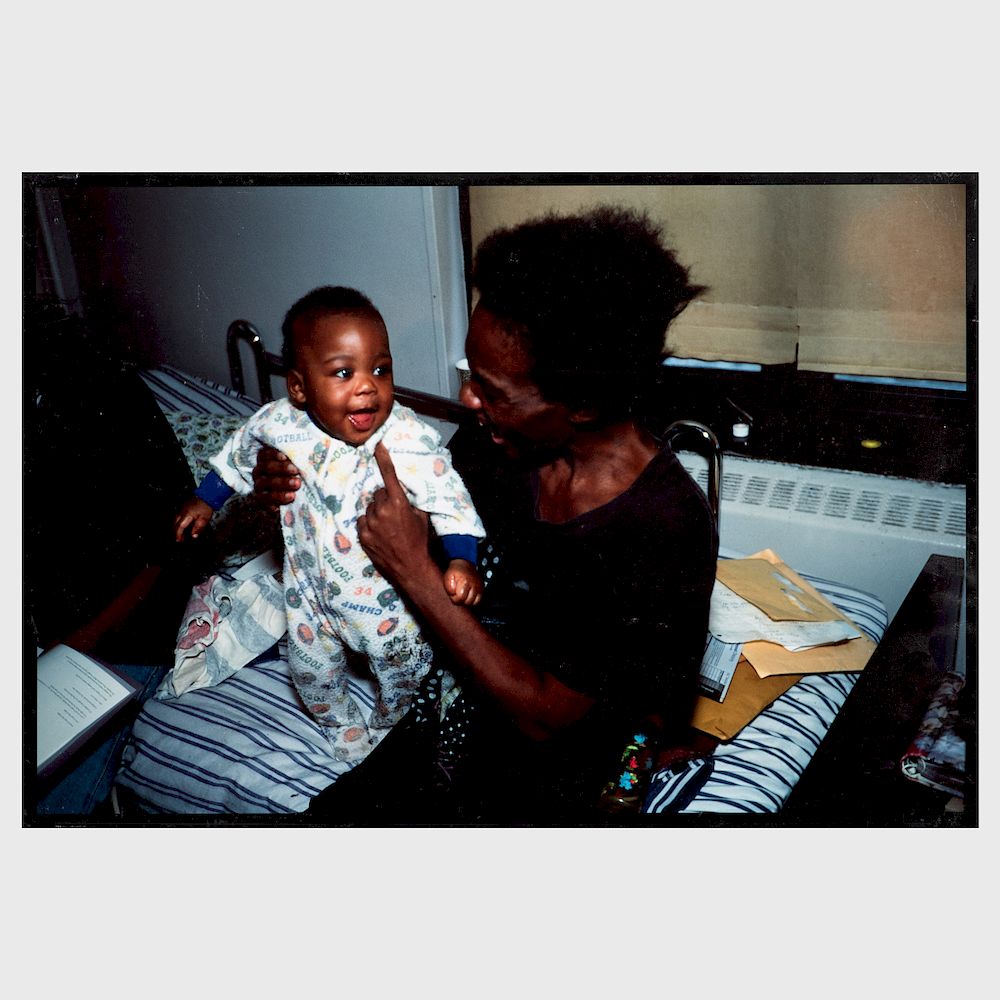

{"left": 194, "top": 470, "right": 235, "bottom": 511}
{"left": 441, "top": 534, "right": 478, "bottom": 565}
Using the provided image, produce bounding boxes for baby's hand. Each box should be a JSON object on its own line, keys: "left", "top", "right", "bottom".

{"left": 444, "top": 559, "right": 483, "bottom": 607}
{"left": 175, "top": 497, "right": 214, "bottom": 542}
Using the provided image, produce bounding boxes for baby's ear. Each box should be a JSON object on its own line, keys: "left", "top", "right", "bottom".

{"left": 286, "top": 369, "right": 307, "bottom": 406}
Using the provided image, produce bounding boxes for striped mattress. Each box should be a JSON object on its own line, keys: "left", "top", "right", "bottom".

{"left": 115, "top": 365, "right": 889, "bottom": 816}
{"left": 140, "top": 364, "right": 263, "bottom": 417}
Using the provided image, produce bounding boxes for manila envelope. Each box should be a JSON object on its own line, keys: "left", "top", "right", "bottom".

{"left": 689, "top": 549, "right": 878, "bottom": 740}
{"left": 716, "top": 556, "right": 836, "bottom": 622}
{"left": 724, "top": 549, "right": 876, "bottom": 679}
{"left": 690, "top": 659, "right": 801, "bottom": 741}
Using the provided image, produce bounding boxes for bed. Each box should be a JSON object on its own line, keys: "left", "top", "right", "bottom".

{"left": 101, "top": 344, "right": 925, "bottom": 822}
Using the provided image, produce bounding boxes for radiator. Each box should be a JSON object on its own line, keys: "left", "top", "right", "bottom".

{"left": 676, "top": 452, "right": 968, "bottom": 671}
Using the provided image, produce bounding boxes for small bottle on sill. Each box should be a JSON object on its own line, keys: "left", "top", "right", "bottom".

{"left": 730, "top": 421, "right": 750, "bottom": 453}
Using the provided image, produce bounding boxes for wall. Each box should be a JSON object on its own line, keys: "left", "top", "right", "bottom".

{"left": 61, "top": 183, "right": 469, "bottom": 400}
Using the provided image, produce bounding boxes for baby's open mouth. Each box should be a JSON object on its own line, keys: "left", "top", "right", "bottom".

{"left": 348, "top": 408, "right": 378, "bottom": 431}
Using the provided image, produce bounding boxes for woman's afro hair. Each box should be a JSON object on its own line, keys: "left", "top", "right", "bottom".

{"left": 471, "top": 204, "right": 706, "bottom": 418}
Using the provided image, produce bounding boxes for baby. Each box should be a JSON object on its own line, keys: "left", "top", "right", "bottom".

{"left": 175, "top": 286, "right": 485, "bottom": 761}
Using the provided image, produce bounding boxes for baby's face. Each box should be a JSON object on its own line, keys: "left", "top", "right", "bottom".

{"left": 287, "top": 312, "right": 394, "bottom": 446}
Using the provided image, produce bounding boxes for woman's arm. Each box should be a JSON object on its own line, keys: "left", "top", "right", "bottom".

{"left": 251, "top": 445, "right": 302, "bottom": 508}
{"left": 358, "top": 443, "right": 595, "bottom": 740}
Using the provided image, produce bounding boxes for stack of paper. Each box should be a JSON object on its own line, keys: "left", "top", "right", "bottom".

{"left": 707, "top": 549, "right": 875, "bottom": 679}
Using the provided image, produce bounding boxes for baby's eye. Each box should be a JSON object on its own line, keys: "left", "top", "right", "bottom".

{"left": 373, "top": 364, "right": 393, "bottom": 377}
{"left": 333, "top": 368, "right": 353, "bottom": 379}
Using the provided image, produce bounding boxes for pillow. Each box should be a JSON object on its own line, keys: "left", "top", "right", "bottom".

{"left": 166, "top": 411, "right": 281, "bottom": 568}
{"left": 165, "top": 410, "right": 245, "bottom": 484}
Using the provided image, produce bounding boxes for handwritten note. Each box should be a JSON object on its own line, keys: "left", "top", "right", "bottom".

{"left": 709, "top": 580, "right": 861, "bottom": 651}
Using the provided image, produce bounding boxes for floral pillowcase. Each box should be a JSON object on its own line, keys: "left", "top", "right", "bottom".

{"left": 166, "top": 411, "right": 281, "bottom": 568}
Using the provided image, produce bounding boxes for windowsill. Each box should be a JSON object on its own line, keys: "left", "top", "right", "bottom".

{"left": 648, "top": 363, "right": 969, "bottom": 485}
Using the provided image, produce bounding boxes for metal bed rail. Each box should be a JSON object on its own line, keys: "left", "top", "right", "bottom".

{"left": 664, "top": 420, "right": 722, "bottom": 533}
{"left": 226, "top": 320, "right": 283, "bottom": 404}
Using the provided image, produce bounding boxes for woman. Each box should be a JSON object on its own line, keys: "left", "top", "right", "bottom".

{"left": 255, "top": 205, "right": 718, "bottom": 824}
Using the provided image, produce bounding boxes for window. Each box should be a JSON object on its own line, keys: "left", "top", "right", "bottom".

{"left": 465, "top": 179, "right": 968, "bottom": 383}
{"left": 461, "top": 177, "right": 974, "bottom": 484}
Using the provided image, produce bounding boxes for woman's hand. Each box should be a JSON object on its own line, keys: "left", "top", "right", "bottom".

{"left": 357, "top": 442, "right": 438, "bottom": 590}
{"left": 360, "top": 443, "right": 593, "bottom": 739}
{"left": 252, "top": 445, "right": 302, "bottom": 509}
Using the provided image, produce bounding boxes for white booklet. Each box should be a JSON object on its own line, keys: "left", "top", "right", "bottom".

{"left": 36, "top": 644, "right": 140, "bottom": 779}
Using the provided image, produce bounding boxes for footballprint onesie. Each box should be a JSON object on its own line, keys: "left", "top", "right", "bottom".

{"left": 196, "top": 398, "right": 485, "bottom": 762}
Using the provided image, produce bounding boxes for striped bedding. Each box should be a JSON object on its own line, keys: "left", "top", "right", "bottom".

{"left": 117, "top": 640, "right": 373, "bottom": 813}
{"left": 115, "top": 571, "right": 886, "bottom": 815}
{"left": 140, "top": 364, "right": 262, "bottom": 417}
{"left": 644, "top": 572, "right": 887, "bottom": 814}
{"left": 116, "top": 365, "right": 888, "bottom": 816}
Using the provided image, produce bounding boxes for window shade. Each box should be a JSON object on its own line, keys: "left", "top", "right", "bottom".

{"left": 792, "top": 184, "right": 966, "bottom": 381}
{"left": 466, "top": 181, "right": 968, "bottom": 382}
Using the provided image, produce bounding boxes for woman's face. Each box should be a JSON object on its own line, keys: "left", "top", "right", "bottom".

{"left": 460, "top": 304, "right": 576, "bottom": 460}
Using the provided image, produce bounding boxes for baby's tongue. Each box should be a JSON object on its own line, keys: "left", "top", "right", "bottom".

{"left": 350, "top": 411, "right": 375, "bottom": 431}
